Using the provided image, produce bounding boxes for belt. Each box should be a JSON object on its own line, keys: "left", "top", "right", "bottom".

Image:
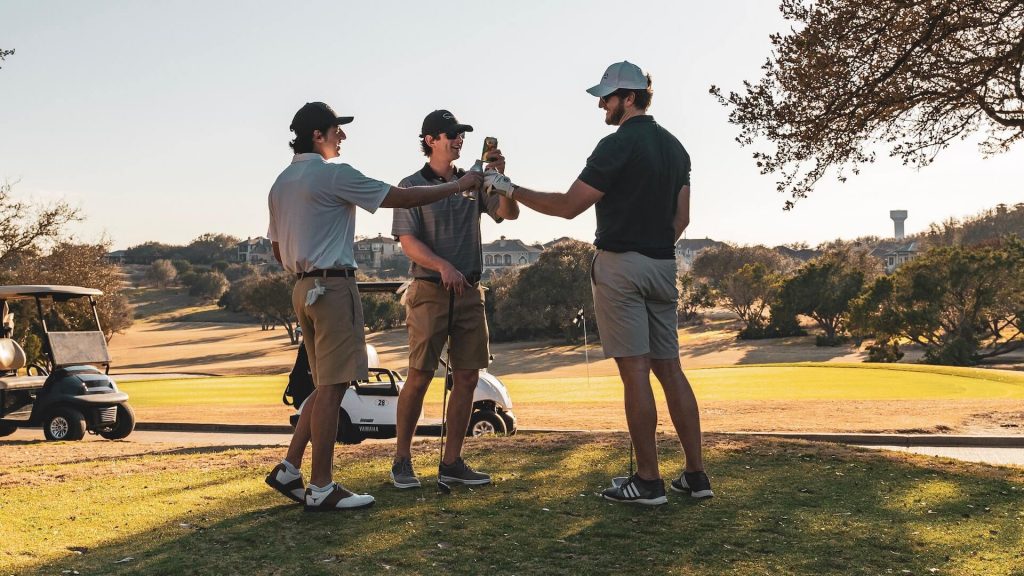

{"left": 416, "top": 273, "right": 481, "bottom": 286}
{"left": 296, "top": 269, "right": 355, "bottom": 279}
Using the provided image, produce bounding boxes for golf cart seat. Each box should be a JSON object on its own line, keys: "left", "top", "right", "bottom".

{"left": 0, "top": 338, "right": 47, "bottom": 390}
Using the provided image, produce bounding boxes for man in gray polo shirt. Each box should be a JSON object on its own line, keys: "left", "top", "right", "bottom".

{"left": 389, "top": 110, "right": 518, "bottom": 489}
{"left": 264, "top": 102, "right": 482, "bottom": 512}
{"left": 482, "top": 62, "right": 713, "bottom": 505}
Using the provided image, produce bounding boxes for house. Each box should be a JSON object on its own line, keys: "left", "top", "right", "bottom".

{"left": 483, "top": 236, "right": 543, "bottom": 275}
{"left": 675, "top": 238, "right": 724, "bottom": 271}
{"left": 105, "top": 250, "right": 127, "bottom": 264}
{"left": 872, "top": 241, "right": 920, "bottom": 274}
{"left": 354, "top": 234, "right": 402, "bottom": 269}
{"left": 773, "top": 245, "right": 819, "bottom": 262}
{"left": 236, "top": 237, "right": 275, "bottom": 264}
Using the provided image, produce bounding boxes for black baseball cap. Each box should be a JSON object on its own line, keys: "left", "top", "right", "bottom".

{"left": 290, "top": 102, "right": 354, "bottom": 134}
{"left": 420, "top": 110, "right": 473, "bottom": 138}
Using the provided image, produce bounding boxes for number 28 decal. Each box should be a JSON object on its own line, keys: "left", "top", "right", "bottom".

{"left": 377, "top": 399, "right": 386, "bottom": 406}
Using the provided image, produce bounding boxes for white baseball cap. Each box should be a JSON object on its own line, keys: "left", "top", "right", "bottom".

{"left": 586, "top": 61, "right": 648, "bottom": 97}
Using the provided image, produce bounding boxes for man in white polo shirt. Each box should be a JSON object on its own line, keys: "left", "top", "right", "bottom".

{"left": 265, "top": 102, "right": 482, "bottom": 512}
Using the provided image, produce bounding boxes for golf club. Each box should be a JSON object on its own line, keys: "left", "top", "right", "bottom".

{"left": 437, "top": 289, "right": 456, "bottom": 495}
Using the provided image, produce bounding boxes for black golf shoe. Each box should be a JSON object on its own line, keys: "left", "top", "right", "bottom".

{"left": 600, "top": 473, "right": 667, "bottom": 506}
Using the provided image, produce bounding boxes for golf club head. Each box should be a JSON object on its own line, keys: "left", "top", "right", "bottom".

{"left": 437, "top": 479, "right": 452, "bottom": 495}
{"left": 611, "top": 476, "right": 628, "bottom": 488}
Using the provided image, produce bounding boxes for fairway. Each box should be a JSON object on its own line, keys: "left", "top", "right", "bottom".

{"left": 119, "top": 363, "right": 1024, "bottom": 407}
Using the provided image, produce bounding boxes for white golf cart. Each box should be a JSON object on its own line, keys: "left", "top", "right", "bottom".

{"left": 284, "top": 282, "right": 517, "bottom": 443}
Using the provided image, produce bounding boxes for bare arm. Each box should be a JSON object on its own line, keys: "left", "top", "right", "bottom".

{"left": 381, "top": 172, "right": 483, "bottom": 209}
{"left": 398, "top": 234, "right": 470, "bottom": 294}
{"left": 509, "top": 178, "right": 604, "bottom": 220}
{"left": 496, "top": 195, "right": 519, "bottom": 220}
{"left": 674, "top": 185, "right": 691, "bottom": 241}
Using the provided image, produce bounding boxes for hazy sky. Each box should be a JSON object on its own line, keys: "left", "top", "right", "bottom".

{"left": 2, "top": 1, "right": 1020, "bottom": 251}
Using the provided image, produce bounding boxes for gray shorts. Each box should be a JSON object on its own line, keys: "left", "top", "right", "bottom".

{"left": 591, "top": 250, "right": 679, "bottom": 359}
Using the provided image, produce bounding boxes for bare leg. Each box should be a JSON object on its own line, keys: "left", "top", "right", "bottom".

{"left": 650, "top": 358, "right": 705, "bottom": 472}
{"left": 284, "top": 388, "right": 317, "bottom": 468}
{"left": 615, "top": 356, "right": 660, "bottom": 480}
{"left": 442, "top": 369, "right": 478, "bottom": 465}
{"left": 395, "top": 368, "right": 433, "bottom": 459}
{"left": 309, "top": 383, "right": 346, "bottom": 487}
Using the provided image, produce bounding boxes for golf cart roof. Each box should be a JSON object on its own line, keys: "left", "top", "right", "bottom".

{"left": 0, "top": 285, "right": 103, "bottom": 300}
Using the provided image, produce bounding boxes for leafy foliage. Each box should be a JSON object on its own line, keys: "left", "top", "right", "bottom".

{"left": 712, "top": 0, "right": 1024, "bottom": 207}
{"left": 146, "top": 259, "right": 177, "bottom": 288}
{"left": 0, "top": 180, "right": 82, "bottom": 268}
{"left": 490, "top": 239, "right": 596, "bottom": 342}
{"left": 777, "top": 248, "right": 881, "bottom": 345}
{"left": 677, "top": 272, "right": 715, "bottom": 325}
{"left": 693, "top": 244, "right": 794, "bottom": 338}
{"left": 183, "top": 271, "right": 229, "bottom": 301}
{"left": 851, "top": 237, "right": 1024, "bottom": 365}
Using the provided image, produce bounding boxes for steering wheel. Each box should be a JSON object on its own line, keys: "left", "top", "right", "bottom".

{"left": 26, "top": 364, "right": 49, "bottom": 376}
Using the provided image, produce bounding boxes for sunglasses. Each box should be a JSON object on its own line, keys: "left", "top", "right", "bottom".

{"left": 440, "top": 130, "right": 466, "bottom": 140}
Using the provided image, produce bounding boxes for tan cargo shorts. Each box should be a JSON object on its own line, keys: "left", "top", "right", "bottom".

{"left": 292, "top": 276, "right": 367, "bottom": 386}
{"left": 591, "top": 250, "right": 679, "bottom": 359}
{"left": 405, "top": 279, "right": 489, "bottom": 372}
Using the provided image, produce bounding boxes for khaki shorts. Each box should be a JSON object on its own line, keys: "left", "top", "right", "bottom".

{"left": 292, "top": 276, "right": 367, "bottom": 386}
{"left": 591, "top": 250, "right": 679, "bottom": 359}
{"left": 405, "top": 279, "right": 489, "bottom": 372}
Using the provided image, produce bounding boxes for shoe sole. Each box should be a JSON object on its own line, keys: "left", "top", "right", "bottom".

{"left": 265, "top": 476, "right": 304, "bottom": 503}
{"left": 601, "top": 494, "right": 668, "bottom": 506}
{"left": 669, "top": 483, "right": 714, "bottom": 499}
{"left": 303, "top": 500, "right": 375, "bottom": 512}
{"left": 438, "top": 475, "right": 491, "bottom": 486}
{"left": 390, "top": 472, "right": 422, "bottom": 489}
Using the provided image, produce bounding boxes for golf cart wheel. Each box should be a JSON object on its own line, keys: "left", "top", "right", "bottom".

{"left": 467, "top": 411, "right": 507, "bottom": 437}
{"left": 99, "top": 404, "right": 136, "bottom": 440}
{"left": 0, "top": 421, "right": 17, "bottom": 437}
{"left": 43, "top": 407, "right": 86, "bottom": 441}
{"left": 336, "top": 409, "right": 363, "bottom": 445}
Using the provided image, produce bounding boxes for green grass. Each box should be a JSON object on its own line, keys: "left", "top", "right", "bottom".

{"left": 117, "top": 363, "right": 1024, "bottom": 409}
{"left": 2, "top": 434, "right": 1022, "bottom": 575}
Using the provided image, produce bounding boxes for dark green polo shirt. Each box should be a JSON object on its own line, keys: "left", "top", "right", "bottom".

{"left": 578, "top": 115, "right": 690, "bottom": 260}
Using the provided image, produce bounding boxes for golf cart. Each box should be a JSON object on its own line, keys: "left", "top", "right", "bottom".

{"left": 283, "top": 281, "right": 517, "bottom": 444}
{"left": 0, "top": 285, "right": 135, "bottom": 441}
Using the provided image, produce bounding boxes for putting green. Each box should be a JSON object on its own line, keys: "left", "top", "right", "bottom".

{"left": 117, "top": 363, "right": 1024, "bottom": 408}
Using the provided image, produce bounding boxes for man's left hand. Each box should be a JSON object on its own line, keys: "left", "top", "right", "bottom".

{"left": 484, "top": 149, "right": 505, "bottom": 174}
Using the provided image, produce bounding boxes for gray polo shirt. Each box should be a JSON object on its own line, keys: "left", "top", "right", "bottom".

{"left": 268, "top": 153, "right": 391, "bottom": 273}
{"left": 392, "top": 164, "right": 502, "bottom": 279}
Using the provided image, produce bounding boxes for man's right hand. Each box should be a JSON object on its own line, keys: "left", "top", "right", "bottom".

{"left": 439, "top": 262, "right": 472, "bottom": 295}
{"left": 456, "top": 171, "right": 484, "bottom": 195}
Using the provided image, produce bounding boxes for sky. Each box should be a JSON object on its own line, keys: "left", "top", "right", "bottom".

{"left": 1, "top": 1, "right": 1020, "bottom": 251}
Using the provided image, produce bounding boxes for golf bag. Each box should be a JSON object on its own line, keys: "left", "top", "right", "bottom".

{"left": 282, "top": 344, "right": 314, "bottom": 407}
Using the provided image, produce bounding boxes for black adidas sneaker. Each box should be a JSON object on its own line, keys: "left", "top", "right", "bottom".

{"left": 670, "top": 470, "right": 714, "bottom": 499}
{"left": 600, "top": 474, "right": 667, "bottom": 506}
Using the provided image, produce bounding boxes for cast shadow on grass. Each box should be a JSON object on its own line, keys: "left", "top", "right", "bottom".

{"left": 16, "top": 434, "right": 1024, "bottom": 576}
{"left": 118, "top": 351, "right": 273, "bottom": 371}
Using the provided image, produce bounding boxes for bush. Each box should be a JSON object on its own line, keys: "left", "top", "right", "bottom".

{"left": 171, "top": 259, "right": 192, "bottom": 275}
{"left": 145, "top": 259, "right": 177, "bottom": 288}
{"left": 186, "top": 271, "right": 229, "bottom": 301}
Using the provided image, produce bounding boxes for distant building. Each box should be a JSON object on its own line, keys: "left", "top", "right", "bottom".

{"left": 483, "top": 236, "right": 542, "bottom": 275}
{"left": 354, "top": 234, "right": 402, "bottom": 269}
{"left": 236, "top": 237, "right": 275, "bottom": 264}
{"left": 105, "top": 250, "right": 127, "bottom": 264}
{"left": 543, "top": 236, "right": 578, "bottom": 249}
{"left": 872, "top": 241, "right": 920, "bottom": 274}
{"left": 773, "top": 245, "right": 819, "bottom": 262}
{"left": 675, "top": 238, "right": 725, "bottom": 271}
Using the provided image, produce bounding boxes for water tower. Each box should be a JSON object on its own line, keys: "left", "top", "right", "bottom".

{"left": 890, "top": 210, "right": 908, "bottom": 240}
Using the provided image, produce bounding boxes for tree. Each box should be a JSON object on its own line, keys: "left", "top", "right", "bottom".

{"left": 677, "top": 272, "right": 715, "bottom": 325}
{"left": 490, "top": 239, "right": 597, "bottom": 342}
{"left": 184, "top": 270, "right": 229, "bottom": 301}
{"left": 362, "top": 293, "right": 404, "bottom": 332}
{"left": 3, "top": 242, "right": 134, "bottom": 352}
{"left": 236, "top": 273, "right": 299, "bottom": 343}
{"left": 711, "top": 0, "right": 1024, "bottom": 208}
{"left": 851, "top": 237, "right": 1024, "bottom": 365}
{"left": 692, "top": 244, "right": 792, "bottom": 288}
{"left": 0, "top": 180, "right": 82, "bottom": 268}
{"left": 379, "top": 253, "right": 412, "bottom": 279}
{"left": 145, "top": 259, "right": 177, "bottom": 288}
{"left": 719, "top": 263, "right": 784, "bottom": 339}
{"left": 0, "top": 48, "right": 13, "bottom": 69}
{"left": 183, "top": 233, "right": 241, "bottom": 264}
{"left": 124, "top": 241, "right": 182, "bottom": 264}
{"left": 777, "top": 248, "right": 881, "bottom": 345}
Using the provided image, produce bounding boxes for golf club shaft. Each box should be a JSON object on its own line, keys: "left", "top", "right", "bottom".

{"left": 438, "top": 289, "right": 456, "bottom": 491}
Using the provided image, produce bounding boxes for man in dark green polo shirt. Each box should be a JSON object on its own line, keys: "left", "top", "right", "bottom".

{"left": 483, "top": 61, "right": 713, "bottom": 505}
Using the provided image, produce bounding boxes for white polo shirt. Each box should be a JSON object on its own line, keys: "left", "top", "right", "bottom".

{"left": 267, "top": 153, "right": 391, "bottom": 273}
